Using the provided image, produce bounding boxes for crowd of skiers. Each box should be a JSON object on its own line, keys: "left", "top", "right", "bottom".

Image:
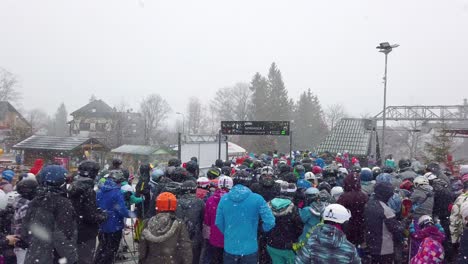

{"left": 0, "top": 151, "right": 466, "bottom": 264}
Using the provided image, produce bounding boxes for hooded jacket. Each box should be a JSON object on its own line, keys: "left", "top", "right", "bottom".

{"left": 22, "top": 187, "right": 78, "bottom": 264}
{"left": 337, "top": 174, "right": 368, "bottom": 245}
{"left": 215, "top": 184, "right": 275, "bottom": 255}
{"left": 266, "top": 197, "right": 303, "bottom": 250}
{"left": 410, "top": 225, "right": 445, "bottom": 264}
{"left": 175, "top": 193, "right": 205, "bottom": 245}
{"left": 68, "top": 176, "right": 107, "bottom": 243}
{"left": 295, "top": 224, "right": 361, "bottom": 264}
{"left": 299, "top": 200, "right": 327, "bottom": 241}
{"left": 411, "top": 185, "right": 434, "bottom": 220}
{"left": 204, "top": 189, "right": 227, "bottom": 248}
{"left": 138, "top": 212, "right": 192, "bottom": 264}
{"left": 449, "top": 192, "right": 468, "bottom": 243}
{"left": 97, "top": 179, "right": 132, "bottom": 233}
{"left": 365, "top": 182, "right": 404, "bottom": 256}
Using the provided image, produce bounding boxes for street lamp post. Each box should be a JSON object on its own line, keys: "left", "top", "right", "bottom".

{"left": 175, "top": 112, "right": 185, "bottom": 135}
{"left": 376, "top": 42, "right": 399, "bottom": 163}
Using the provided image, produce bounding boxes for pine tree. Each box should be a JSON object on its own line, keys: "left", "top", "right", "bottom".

{"left": 293, "top": 89, "right": 328, "bottom": 150}
{"left": 54, "top": 103, "right": 68, "bottom": 137}
{"left": 425, "top": 124, "right": 453, "bottom": 163}
{"left": 267, "top": 62, "right": 290, "bottom": 121}
{"left": 249, "top": 72, "right": 269, "bottom": 121}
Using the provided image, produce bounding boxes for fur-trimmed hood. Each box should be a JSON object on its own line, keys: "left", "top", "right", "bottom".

{"left": 141, "top": 213, "right": 181, "bottom": 243}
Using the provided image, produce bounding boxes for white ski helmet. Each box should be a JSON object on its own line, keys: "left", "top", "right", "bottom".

{"left": 338, "top": 168, "right": 348, "bottom": 175}
{"left": 414, "top": 176, "right": 429, "bottom": 187}
{"left": 417, "top": 215, "right": 434, "bottom": 228}
{"left": 424, "top": 172, "right": 437, "bottom": 181}
{"left": 196, "top": 177, "right": 210, "bottom": 188}
{"left": 218, "top": 176, "right": 234, "bottom": 190}
{"left": 304, "top": 172, "right": 316, "bottom": 181}
{"left": 331, "top": 186, "right": 344, "bottom": 199}
{"left": 261, "top": 166, "right": 274, "bottom": 176}
{"left": 322, "top": 204, "right": 351, "bottom": 224}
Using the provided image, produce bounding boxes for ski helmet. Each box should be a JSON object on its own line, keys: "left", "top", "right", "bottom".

{"left": 424, "top": 172, "right": 437, "bottom": 181}
{"left": 78, "top": 161, "right": 100, "bottom": 179}
{"left": 417, "top": 215, "right": 434, "bottom": 229}
{"left": 218, "top": 176, "right": 233, "bottom": 190}
{"left": 232, "top": 170, "right": 252, "bottom": 187}
{"left": 261, "top": 166, "right": 274, "bottom": 176}
{"left": 322, "top": 204, "right": 351, "bottom": 224}
{"left": 312, "top": 166, "right": 322, "bottom": 175}
{"left": 426, "top": 162, "right": 440, "bottom": 174}
{"left": 151, "top": 168, "right": 164, "bottom": 182}
{"left": 156, "top": 192, "right": 177, "bottom": 212}
{"left": 206, "top": 167, "right": 221, "bottom": 180}
{"left": 331, "top": 186, "right": 344, "bottom": 200}
{"left": 1, "top": 170, "right": 14, "bottom": 183}
{"left": 318, "top": 182, "right": 332, "bottom": 194}
{"left": 16, "top": 178, "right": 38, "bottom": 198}
{"left": 108, "top": 170, "right": 125, "bottom": 184}
{"left": 304, "top": 172, "right": 316, "bottom": 181}
{"left": 414, "top": 176, "right": 429, "bottom": 187}
{"left": 180, "top": 180, "right": 197, "bottom": 194}
{"left": 196, "top": 177, "right": 210, "bottom": 188}
{"left": 39, "top": 165, "right": 68, "bottom": 186}
{"left": 398, "top": 159, "right": 412, "bottom": 169}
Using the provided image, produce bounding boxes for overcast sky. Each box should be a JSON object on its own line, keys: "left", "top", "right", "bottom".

{"left": 1, "top": 0, "right": 467, "bottom": 121}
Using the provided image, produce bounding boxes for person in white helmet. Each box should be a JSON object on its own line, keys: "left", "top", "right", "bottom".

{"left": 411, "top": 176, "right": 434, "bottom": 221}
{"left": 295, "top": 203, "right": 360, "bottom": 264}
{"left": 203, "top": 176, "right": 233, "bottom": 264}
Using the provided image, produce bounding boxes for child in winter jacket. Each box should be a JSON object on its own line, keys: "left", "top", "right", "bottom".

{"left": 138, "top": 192, "right": 192, "bottom": 264}
{"left": 410, "top": 215, "right": 445, "bottom": 264}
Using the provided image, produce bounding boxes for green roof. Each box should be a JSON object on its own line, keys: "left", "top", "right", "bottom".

{"left": 111, "top": 145, "right": 158, "bottom": 156}
{"left": 153, "top": 149, "right": 170, "bottom": 155}
{"left": 316, "top": 118, "right": 374, "bottom": 156}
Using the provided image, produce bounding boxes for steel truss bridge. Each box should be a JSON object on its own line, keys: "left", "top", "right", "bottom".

{"left": 373, "top": 104, "right": 468, "bottom": 137}
{"left": 374, "top": 105, "right": 468, "bottom": 121}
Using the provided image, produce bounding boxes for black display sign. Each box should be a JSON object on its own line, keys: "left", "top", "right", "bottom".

{"left": 221, "top": 121, "right": 290, "bottom": 136}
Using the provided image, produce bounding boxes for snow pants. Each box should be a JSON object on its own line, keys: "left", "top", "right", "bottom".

{"left": 266, "top": 246, "right": 295, "bottom": 264}
{"left": 93, "top": 231, "right": 122, "bottom": 264}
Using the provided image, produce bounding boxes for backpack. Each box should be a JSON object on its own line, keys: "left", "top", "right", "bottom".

{"left": 410, "top": 237, "right": 444, "bottom": 264}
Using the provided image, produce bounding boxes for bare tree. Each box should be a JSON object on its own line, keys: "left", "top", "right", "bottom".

{"left": 210, "top": 82, "right": 251, "bottom": 122}
{"left": 0, "top": 68, "right": 21, "bottom": 102}
{"left": 25, "top": 108, "right": 49, "bottom": 134}
{"left": 187, "top": 97, "right": 203, "bottom": 134}
{"left": 324, "top": 103, "right": 348, "bottom": 130}
{"left": 140, "top": 94, "right": 171, "bottom": 145}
